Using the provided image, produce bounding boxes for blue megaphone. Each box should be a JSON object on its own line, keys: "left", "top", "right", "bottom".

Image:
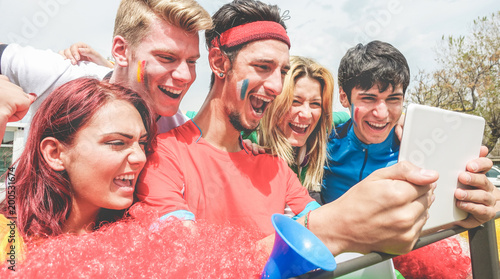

{"left": 261, "top": 214, "right": 336, "bottom": 278}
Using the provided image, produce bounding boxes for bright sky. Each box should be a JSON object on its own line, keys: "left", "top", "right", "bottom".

{"left": 1, "top": 0, "right": 499, "bottom": 112}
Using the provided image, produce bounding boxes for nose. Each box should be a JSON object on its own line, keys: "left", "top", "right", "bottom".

{"left": 128, "top": 143, "right": 147, "bottom": 170}
{"left": 171, "top": 61, "right": 195, "bottom": 83}
{"left": 297, "top": 104, "right": 312, "bottom": 119}
{"left": 373, "top": 100, "right": 389, "bottom": 119}
{"left": 264, "top": 68, "right": 283, "bottom": 96}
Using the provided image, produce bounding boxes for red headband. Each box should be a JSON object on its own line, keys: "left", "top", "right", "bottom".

{"left": 212, "top": 21, "right": 291, "bottom": 49}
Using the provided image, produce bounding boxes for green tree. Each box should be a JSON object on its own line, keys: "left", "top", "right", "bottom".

{"left": 407, "top": 11, "right": 500, "bottom": 152}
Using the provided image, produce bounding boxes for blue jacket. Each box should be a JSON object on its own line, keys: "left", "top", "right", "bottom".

{"left": 321, "top": 119, "right": 400, "bottom": 203}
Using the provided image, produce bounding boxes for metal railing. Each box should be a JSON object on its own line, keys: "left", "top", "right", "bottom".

{"left": 296, "top": 212, "right": 500, "bottom": 279}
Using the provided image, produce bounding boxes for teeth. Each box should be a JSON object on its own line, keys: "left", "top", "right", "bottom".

{"left": 254, "top": 95, "right": 272, "bottom": 103}
{"left": 290, "top": 123, "right": 309, "bottom": 129}
{"left": 249, "top": 94, "right": 273, "bottom": 115}
{"left": 289, "top": 122, "right": 308, "bottom": 134}
{"left": 114, "top": 174, "right": 135, "bottom": 181}
{"left": 368, "top": 122, "right": 387, "bottom": 128}
{"left": 158, "top": 85, "right": 182, "bottom": 95}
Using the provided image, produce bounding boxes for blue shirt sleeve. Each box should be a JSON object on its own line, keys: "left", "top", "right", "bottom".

{"left": 159, "top": 210, "right": 196, "bottom": 221}
{"left": 292, "top": 201, "right": 321, "bottom": 220}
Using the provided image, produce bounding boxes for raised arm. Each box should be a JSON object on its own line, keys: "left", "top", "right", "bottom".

{"left": 59, "top": 42, "right": 114, "bottom": 68}
{"left": 1, "top": 43, "right": 112, "bottom": 106}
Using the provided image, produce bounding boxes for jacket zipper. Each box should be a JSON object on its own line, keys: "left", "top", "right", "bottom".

{"left": 359, "top": 148, "right": 368, "bottom": 181}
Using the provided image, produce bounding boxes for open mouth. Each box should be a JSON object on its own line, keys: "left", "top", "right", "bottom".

{"left": 158, "top": 85, "right": 182, "bottom": 99}
{"left": 366, "top": 121, "right": 389, "bottom": 131}
{"left": 249, "top": 95, "right": 272, "bottom": 115}
{"left": 289, "top": 122, "right": 309, "bottom": 134}
{"left": 113, "top": 174, "right": 135, "bottom": 188}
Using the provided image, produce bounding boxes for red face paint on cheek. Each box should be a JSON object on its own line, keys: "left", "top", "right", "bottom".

{"left": 351, "top": 103, "right": 359, "bottom": 127}
{"left": 354, "top": 107, "right": 360, "bottom": 126}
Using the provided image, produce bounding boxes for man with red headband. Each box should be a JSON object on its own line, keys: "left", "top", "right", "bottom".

{"left": 137, "top": 1, "right": 313, "bottom": 234}
{"left": 137, "top": 0, "right": 495, "bottom": 256}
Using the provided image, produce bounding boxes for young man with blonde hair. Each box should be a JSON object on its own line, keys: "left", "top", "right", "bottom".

{"left": 0, "top": 0, "right": 212, "bottom": 133}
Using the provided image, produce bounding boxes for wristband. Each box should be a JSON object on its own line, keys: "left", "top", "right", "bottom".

{"left": 304, "top": 211, "right": 311, "bottom": 230}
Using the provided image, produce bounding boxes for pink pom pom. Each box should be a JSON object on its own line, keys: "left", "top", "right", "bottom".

{"left": 1, "top": 205, "right": 267, "bottom": 278}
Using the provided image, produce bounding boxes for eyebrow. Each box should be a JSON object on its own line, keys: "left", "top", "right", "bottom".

{"left": 389, "top": 92, "right": 404, "bottom": 97}
{"left": 294, "top": 95, "right": 322, "bottom": 101}
{"left": 152, "top": 49, "right": 200, "bottom": 60}
{"left": 254, "top": 58, "right": 290, "bottom": 71}
{"left": 358, "top": 92, "right": 404, "bottom": 97}
{"left": 102, "top": 132, "right": 149, "bottom": 139}
{"left": 187, "top": 54, "right": 201, "bottom": 60}
{"left": 358, "top": 92, "right": 378, "bottom": 97}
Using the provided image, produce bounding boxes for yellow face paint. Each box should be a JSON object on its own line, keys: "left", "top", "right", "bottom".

{"left": 137, "top": 60, "right": 145, "bottom": 83}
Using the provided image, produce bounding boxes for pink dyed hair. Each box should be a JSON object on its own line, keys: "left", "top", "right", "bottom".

{"left": 1, "top": 78, "right": 156, "bottom": 238}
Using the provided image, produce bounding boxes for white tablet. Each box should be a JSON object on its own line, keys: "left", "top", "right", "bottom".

{"left": 398, "top": 104, "right": 485, "bottom": 231}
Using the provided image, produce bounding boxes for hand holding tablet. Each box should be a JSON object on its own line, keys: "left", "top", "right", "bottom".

{"left": 398, "top": 104, "right": 485, "bottom": 231}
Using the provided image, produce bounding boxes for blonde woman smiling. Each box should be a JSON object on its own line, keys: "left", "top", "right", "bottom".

{"left": 257, "top": 56, "right": 347, "bottom": 202}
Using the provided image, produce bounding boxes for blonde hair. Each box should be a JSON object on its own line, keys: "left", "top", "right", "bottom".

{"left": 114, "top": 0, "right": 212, "bottom": 49}
{"left": 258, "top": 56, "right": 334, "bottom": 191}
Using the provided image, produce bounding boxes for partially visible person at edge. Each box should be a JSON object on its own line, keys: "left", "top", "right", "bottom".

{"left": 255, "top": 55, "right": 347, "bottom": 204}
{"left": 0, "top": 0, "right": 212, "bottom": 135}
{"left": 0, "top": 77, "right": 156, "bottom": 261}
{"left": 0, "top": 75, "right": 35, "bottom": 261}
{"left": 136, "top": 0, "right": 496, "bottom": 257}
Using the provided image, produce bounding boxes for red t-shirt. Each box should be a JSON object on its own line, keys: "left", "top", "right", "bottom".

{"left": 137, "top": 121, "right": 313, "bottom": 235}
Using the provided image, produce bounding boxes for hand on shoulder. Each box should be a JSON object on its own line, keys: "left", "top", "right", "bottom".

{"left": 0, "top": 75, "right": 36, "bottom": 137}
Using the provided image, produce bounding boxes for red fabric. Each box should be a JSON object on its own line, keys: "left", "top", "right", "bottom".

{"left": 212, "top": 21, "right": 290, "bottom": 49}
{"left": 137, "top": 121, "right": 313, "bottom": 236}
{"left": 393, "top": 236, "right": 471, "bottom": 279}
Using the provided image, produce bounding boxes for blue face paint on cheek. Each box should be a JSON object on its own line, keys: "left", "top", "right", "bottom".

{"left": 240, "top": 79, "right": 249, "bottom": 100}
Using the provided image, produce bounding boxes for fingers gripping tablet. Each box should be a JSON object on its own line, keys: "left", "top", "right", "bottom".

{"left": 398, "top": 104, "right": 485, "bottom": 231}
